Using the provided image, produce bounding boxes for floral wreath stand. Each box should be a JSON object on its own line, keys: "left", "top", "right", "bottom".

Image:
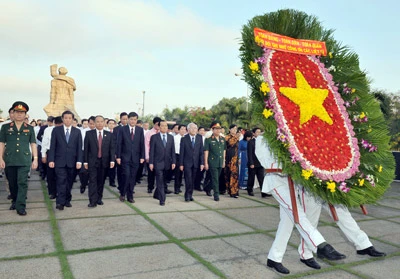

{"left": 240, "top": 10, "right": 395, "bottom": 222}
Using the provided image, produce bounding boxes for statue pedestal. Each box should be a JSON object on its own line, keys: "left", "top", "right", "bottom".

{"left": 44, "top": 103, "right": 80, "bottom": 122}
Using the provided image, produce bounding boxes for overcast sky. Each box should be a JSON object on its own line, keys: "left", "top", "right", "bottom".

{"left": 1, "top": 0, "right": 398, "bottom": 120}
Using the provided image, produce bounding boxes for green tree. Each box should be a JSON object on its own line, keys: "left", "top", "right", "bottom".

{"left": 161, "top": 106, "right": 190, "bottom": 124}
{"left": 210, "top": 97, "right": 250, "bottom": 128}
{"left": 187, "top": 107, "right": 213, "bottom": 128}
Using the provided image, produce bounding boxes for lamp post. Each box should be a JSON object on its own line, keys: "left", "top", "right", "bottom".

{"left": 142, "top": 91, "right": 145, "bottom": 117}
{"left": 234, "top": 73, "right": 249, "bottom": 112}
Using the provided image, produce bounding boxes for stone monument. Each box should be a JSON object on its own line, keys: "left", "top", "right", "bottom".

{"left": 43, "top": 64, "right": 80, "bottom": 121}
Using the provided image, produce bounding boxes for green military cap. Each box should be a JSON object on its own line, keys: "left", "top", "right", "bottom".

{"left": 11, "top": 101, "right": 29, "bottom": 112}
{"left": 210, "top": 121, "right": 221, "bottom": 129}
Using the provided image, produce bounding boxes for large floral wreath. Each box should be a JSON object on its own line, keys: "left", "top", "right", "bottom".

{"left": 240, "top": 9, "right": 395, "bottom": 207}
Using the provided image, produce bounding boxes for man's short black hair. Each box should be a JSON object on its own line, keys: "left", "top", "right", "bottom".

{"left": 172, "top": 124, "right": 179, "bottom": 129}
{"left": 54, "top": 116, "right": 63, "bottom": 125}
{"left": 128, "top": 112, "right": 138, "bottom": 118}
{"left": 88, "top": 116, "right": 96, "bottom": 122}
{"left": 107, "top": 119, "right": 116, "bottom": 124}
{"left": 62, "top": 110, "right": 74, "bottom": 119}
{"left": 47, "top": 116, "right": 54, "bottom": 122}
{"left": 8, "top": 107, "right": 14, "bottom": 113}
{"left": 120, "top": 112, "right": 128, "bottom": 118}
{"left": 178, "top": 124, "right": 186, "bottom": 130}
{"left": 137, "top": 119, "right": 143, "bottom": 124}
{"left": 152, "top": 117, "right": 162, "bottom": 125}
{"left": 81, "top": 118, "right": 88, "bottom": 124}
{"left": 252, "top": 127, "right": 261, "bottom": 133}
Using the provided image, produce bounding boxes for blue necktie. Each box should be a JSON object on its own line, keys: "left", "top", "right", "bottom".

{"left": 66, "top": 128, "right": 70, "bottom": 143}
{"left": 191, "top": 137, "right": 195, "bottom": 148}
{"left": 162, "top": 134, "right": 166, "bottom": 147}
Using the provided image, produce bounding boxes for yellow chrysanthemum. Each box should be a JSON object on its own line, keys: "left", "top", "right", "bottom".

{"left": 328, "top": 52, "right": 333, "bottom": 59}
{"left": 263, "top": 109, "right": 273, "bottom": 119}
{"left": 260, "top": 82, "right": 270, "bottom": 95}
{"left": 358, "top": 179, "right": 365, "bottom": 186}
{"left": 301, "top": 169, "right": 313, "bottom": 180}
{"left": 326, "top": 181, "right": 336, "bottom": 192}
{"left": 359, "top": 112, "right": 366, "bottom": 119}
{"left": 351, "top": 88, "right": 356, "bottom": 93}
{"left": 249, "top": 61, "right": 259, "bottom": 73}
{"left": 378, "top": 165, "right": 383, "bottom": 172}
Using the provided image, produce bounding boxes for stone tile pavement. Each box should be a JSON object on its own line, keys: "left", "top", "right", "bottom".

{"left": 0, "top": 172, "right": 399, "bottom": 278}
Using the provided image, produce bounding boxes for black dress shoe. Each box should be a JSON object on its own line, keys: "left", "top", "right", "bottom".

{"left": 317, "top": 244, "right": 346, "bottom": 260}
{"left": 220, "top": 191, "right": 226, "bottom": 195}
{"left": 165, "top": 189, "right": 172, "bottom": 194}
{"left": 206, "top": 191, "right": 212, "bottom": 196}
{"left": 9, "top": 203, "right": 16, "bottom": 210}
{"left": 248, "top": 192, "right": 254, "bottom": 196}
{"left": 190, "top": 198, "right": 194, "bottom": 201}
{"left": 119, "top": 195, "right": 125, "bottom": 202}
{"left": 262, "top": 193, "right": 272, "bottom": 198}
{"left": 160, "top": 202, "right": 165, "bottom": 206}
{"left": 357, "top": 246, "right": 386, "bottom": 257}
{"left": 65, "top": 202, "right": 72, "bottom": 208}
{"left": 80, "top": 185, "right": 86, "bottom": 194}
{"left": 127, "top": 198, "right": 135, "bottom": 203}
{"left": 97, "top": 200, "right": 104, "bottom": 205}
{"left": 17, "top": 209, "right": 27, "bottom": 216}
{"left": 185, "top": 199, "right": 190, "bottom": 202}
{"left": 88, "top": 203, "right": 97, "bottom": 208}
{"left": 147, "top": 189, "right": 153, "bottom": 193}
{"left": 7, "top": 194, "right": 12, "bottom": 200}
{"left": 300, "top": 258, "right": 321, "bottom": 269}
{"left": 49, "top": 195, "right": 56, "bottom": 200}
{"left": 174, "top": 191, "right": 180, "bottom": 194}
{"left": 267, "top": 259, "right": 290, "bottom": 274}
{"left": 56, "top": 204, "right": 64, "bottom": 210}
{"left": 214, "top": 196, "right": 219, "bottom": 201}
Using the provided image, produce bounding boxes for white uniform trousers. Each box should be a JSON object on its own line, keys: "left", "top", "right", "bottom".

{"left": 298, "top": 187, "right": 372, "bottom": 259}
{"left": 268, "top": 184, "right": 326, "bottom": 262}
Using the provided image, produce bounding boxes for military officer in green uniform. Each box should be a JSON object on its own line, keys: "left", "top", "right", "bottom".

{"left": 0, "top": 101, "right": 38, "bottom": 216}
{"left": 204, "top": 121, "right": 226, "bottom": 201}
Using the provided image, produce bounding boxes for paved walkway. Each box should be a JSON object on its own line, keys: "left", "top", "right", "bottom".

{"left": 0, "top": 172, "right": 399, "bottom": 279}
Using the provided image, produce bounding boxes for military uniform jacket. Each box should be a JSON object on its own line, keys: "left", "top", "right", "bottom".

{"left": 204, "top": 135, "right": 226, "bottom": 168}
{"left": 0, "top": 122, "right": 35, "bottom": 167}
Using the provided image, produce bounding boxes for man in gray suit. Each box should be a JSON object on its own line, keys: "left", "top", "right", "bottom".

{"left": 149, "top": 120, "right": 176, "bottom": 206}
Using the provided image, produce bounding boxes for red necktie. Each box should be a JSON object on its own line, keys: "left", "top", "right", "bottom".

{"left": 98, "top": 131, "right": 102, "bottom": 158}
{"left": 131, "top": 128, "right": 134, "bottom": 141}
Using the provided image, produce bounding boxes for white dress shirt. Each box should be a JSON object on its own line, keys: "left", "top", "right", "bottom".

{"left": 41, "top": 126, "right": 55, "bottom": 157}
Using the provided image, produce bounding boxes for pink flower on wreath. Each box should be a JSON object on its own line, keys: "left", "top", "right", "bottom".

{"left": 339, "top": 182, "right": 350, "bottom": 193}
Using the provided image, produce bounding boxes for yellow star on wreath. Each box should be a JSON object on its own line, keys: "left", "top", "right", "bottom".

{"left": 279, "top": 70, "right": 333, "bottom": 126}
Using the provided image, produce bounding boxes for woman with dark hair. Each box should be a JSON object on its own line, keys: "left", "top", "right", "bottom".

{"left": 30, "top": 120, "right": 37, "bottom": 127}
{"left": 239, "top": 130, "right": 253, "bottom": 189}
{"left": 225, "top": 124, "right": 240, "bottom": 198}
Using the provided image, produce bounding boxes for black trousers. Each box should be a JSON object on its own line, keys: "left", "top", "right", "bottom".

{"left": 203, "top": 170, "right": 212, "bottom": 192}
{"left": 116, "top": 164, "right": 124, "bottom": 192}
{"left": 88, "top": 158, "right": 107, "bottom": 204}
{"left": 146, "top": 164, "right": 155, "bottom": 190}
{"left": 247, "top": 166, "right": 265, "bottom": 193}
{"left": 184, "top": 166, "right": 198, "bottom": 200}
{"left": 154, "top": 169, "right": 168, "bottom": 203}
{"left": 174, "top": 154, "right": 183, "bottom": 191}
{"left": 5, "top": 166, "right": 30, "bottom": 211}
{"left": 46, "top": 163, "right": 56, "bottom": 196}
{"left": 79, "top": 167, "right": 89, "bottom": 187}
{"left": 107, "top": 167, "right": 116, "bottom": 186}
{"left": 55, "top": 166, "right": 75, "bottom": 205}
{"left": 136, "top": 162, "right": 144, "bottom": 182}
{"left": 194, "top": 169, "right": 204, "bottom": 190}
{"left": 121, "top": 162, "right": 139, "bottom": 199}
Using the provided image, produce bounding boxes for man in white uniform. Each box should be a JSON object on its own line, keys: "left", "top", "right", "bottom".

{"left": 255, "top": 136, "right": 345, "bottom": 274}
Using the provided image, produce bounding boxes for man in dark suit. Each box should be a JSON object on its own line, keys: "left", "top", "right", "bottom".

{"left": 179, "top": 122, "right": 204, "bottom": 202}
{"left": 149, "top": 120, "right": 176, "bottom": 206}
{"left": 84, "top": 116, "right": 115, "bottom": 207}
{"left": 116, "top": 112, "right": 145, "bottom": 203}
{"left": 247, "top": 127, "right": 270, "bottom": 198}
{"left": 48, "top": 110, "right": 83, "bottom": 210}
{"left": 106, "top": 119, "right": 117, "bottom": 187}
{"left": 114, "top": 112, "right": 128, "bottom": 192}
